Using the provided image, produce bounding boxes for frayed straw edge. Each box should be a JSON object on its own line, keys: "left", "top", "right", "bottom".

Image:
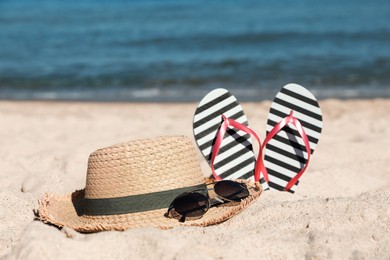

{"left": 37, "top": 190, "right": 166, "bottom": 232}
{"left": 38, "top": 192, "right": 66, "bottom": 228}
{"left": 37, "top": 190, "right": 85, "bottom": 230}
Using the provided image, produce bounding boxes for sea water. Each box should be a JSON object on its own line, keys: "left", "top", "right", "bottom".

{"left": 0, "top": 0, "right": 389, "bottom": 101}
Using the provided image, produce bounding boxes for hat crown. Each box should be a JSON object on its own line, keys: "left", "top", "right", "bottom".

{"left": 84, "top": 136, "right": 205, "bottom": 200}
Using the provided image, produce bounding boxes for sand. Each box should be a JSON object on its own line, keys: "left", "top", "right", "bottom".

{"left": 0, "top": 99, "right": 389, "bottom": 259}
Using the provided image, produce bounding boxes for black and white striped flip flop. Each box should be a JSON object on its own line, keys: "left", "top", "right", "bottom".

{"left": 262, "top": 83, "right": 323, "bottom": 193}
{"left": 193, "top": 88, "right": 256, "bottom": 181}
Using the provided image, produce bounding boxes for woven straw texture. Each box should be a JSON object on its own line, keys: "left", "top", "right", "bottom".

{"left": 38, "top": 136, "right": 263, "bottom": 232}
{"left": 84, "top": 136, "right": 205, "bottom": 199}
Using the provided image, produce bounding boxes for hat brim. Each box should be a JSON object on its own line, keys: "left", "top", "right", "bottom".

{"left": 38, "top": 180, "right": 262, "bottom": 232}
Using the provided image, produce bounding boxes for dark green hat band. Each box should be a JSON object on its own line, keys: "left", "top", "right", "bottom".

{"left": 84, "top": 183, "right": 207, "bottom": 216}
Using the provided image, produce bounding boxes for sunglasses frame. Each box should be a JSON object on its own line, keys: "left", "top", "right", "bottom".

{"left": 165, "top": 180, "right": 249, "bottom": 222}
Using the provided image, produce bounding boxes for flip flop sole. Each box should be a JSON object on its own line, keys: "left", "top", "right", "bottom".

{"left": 193, "top": 88, "right": 256, "bottom": 180}
{"left": 263, "top": 84, "right": 323, "bottom": 193}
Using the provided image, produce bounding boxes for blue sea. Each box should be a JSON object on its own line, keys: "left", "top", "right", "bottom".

{"left": 0, "top": 0, "right": 389, "bottom": 101}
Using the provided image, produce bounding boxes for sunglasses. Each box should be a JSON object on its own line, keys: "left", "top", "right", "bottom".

{"left": 165, "top": 180, "right": 249, "bottom": 222}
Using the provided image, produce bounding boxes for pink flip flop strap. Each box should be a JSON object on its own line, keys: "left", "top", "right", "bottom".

{"left": 210, "top": 115, "right": 263, "bottom": 182}
{"left": 261, "top": 110, "right": 311, "bottom": 191}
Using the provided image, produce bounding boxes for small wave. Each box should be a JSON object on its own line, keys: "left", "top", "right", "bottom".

{"left": 131, "top": 88, "right": 161, "bottom": 98}
{"left": 112, "top": 30, "right": 390, "bottom": 49}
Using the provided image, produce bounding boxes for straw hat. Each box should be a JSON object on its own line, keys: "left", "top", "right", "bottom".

{"left": 38, "top": 136, "right": 262, "bottom": 232}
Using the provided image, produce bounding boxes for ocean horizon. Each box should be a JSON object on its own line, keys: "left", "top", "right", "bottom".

{"left": 0, "top": 0, "right": 389, "bottom": 101}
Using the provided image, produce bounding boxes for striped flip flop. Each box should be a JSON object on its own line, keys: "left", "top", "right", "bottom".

{"left": 262, "top": 83, "right": 323, "bottom": 193}
{"left": 193, "top": 88, "right": 256, "bottom": 181}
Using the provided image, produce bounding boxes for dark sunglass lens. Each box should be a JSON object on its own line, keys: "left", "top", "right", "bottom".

{"left": 172, "top": 192, "right": 209, "bottom": 217}
{"left": 214, "top": 180, "right": 249, "bottom": 201}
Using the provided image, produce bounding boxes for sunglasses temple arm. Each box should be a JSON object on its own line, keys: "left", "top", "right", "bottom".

{"left": 260, "top": 110, "right": 311, "bottom": 191}
{"left": 210, "top": 115, "right": 263, "bottom": 182}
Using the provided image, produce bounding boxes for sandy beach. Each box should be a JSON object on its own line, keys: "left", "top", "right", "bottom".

{"left": 0, "top": 98, "right": 389, "bottom": 259}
